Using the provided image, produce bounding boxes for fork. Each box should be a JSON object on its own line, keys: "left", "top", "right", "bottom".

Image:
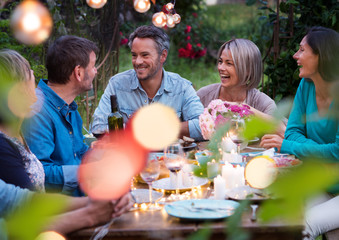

{"left": 90, "top": 218, "right": 116, "bottom": 240}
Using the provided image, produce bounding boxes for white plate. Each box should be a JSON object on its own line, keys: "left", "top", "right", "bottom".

{"left": 152, "top": 176, "right": 208, "bottom": 191}
{"left": 182, "top": 142, "right": 198, "bottom": 152}
{"left": 131, "top": 189, "right": 163, "bottom": 204}
{"left": 165, "top": 199, "right": 239, "bottom": 220}
{"left": 227, "top": 185, "right": 271, "bottom": 201}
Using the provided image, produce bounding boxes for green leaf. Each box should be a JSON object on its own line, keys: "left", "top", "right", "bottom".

{"left": 186, "top": 223, "right": 212, "bottom": 240}
{"left": 6, "top": 194, "right": 68, "bottom": 240}
{"left": 243, "top": 117, "right": 277, "bottom": 140}
{"left": 259, "top": 161, "right": 339, "bottom": 223}
{"left": 226, "top": 200, "right": 250, "bottom": 240}
{"left": 245, "top": 0, "right": 257, "bottom": 6}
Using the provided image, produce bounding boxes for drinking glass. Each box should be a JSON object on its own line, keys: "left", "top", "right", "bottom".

{"left": 164, "top": 143, "right": 186, "bottom": 199}
{"left": 229, "top": 118, "right": 246, "bottom": 154}
{"left": 140, "top": 157, "right": 161, "bottom": 211}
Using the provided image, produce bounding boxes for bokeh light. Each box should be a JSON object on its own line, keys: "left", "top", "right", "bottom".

{"left": 152, "top": 11, "right": 167, "bottom": 28}
{"left": 79, "top": 130, "right": 149, "bottom": 200}
{"left": 7, "top": 81, "right": 37, "bottom": 118}
{"left": 173, "top": 13, "right": 181, "bottom": 24}
{"left": 130, "top": 103, "right": 180, "bottom": 150}
{"left": 165, "top": 3, "right": 174, "bottom": 12}
{"left": 10, "top": 0, "right": 53, "bottom": 45}
{"left": 166, "top": 14, "right": 175, "bottom": 28}
{"left": 86, "top": 0, "right": 107, "bottom": 9}
{"left": 134, "top": 0, "right": 151, "bottom": 13}
{"left": 35, "top": 231, "right": 65, "bottom": 240}
{"left": 245, "top": 156, "right": 277, "bottom": 189}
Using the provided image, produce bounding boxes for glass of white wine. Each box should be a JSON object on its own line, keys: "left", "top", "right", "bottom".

{"left": 140, "top": 157, "right": 161, "bottom": 211}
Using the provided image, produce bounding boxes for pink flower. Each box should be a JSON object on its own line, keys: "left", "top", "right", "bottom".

{"left": 186, "top": 43, "right": 192, "bottom": 51}
{"left": 195, "top": 48, "right": 207, "bottom": 58}
{"left": 185, "top": 25, "right": 192, "bottom": 34}
{"left": 185, "top": 36, "right": 191, "bottom": 41}
{"left": 192, "top": 12, "right": 198, "bottom": 18}
{"left": 178, "top": 48, "right": 190, "bottom": 58}
{"left": 196, "top": 43, "right": 202, "bottom": 48}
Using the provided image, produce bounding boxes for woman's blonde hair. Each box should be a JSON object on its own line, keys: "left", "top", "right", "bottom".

{"left": 217, "top": 38, "right": 262, "bottom": 90}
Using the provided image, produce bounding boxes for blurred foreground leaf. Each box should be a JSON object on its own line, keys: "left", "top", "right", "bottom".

{"left": 226, "top": 200, "right": 250, "bottom": 240}
{"left": 186, "top": 223, "right": 212, "bottom": 240}
{"left": 259, "top": 161, "right": 339, "bottom": 223}
{"left": 243, "top": 117, "right": 277, "bottom": 140}
{"left": 6, "top": 194, "right": 68, "bottom": 240}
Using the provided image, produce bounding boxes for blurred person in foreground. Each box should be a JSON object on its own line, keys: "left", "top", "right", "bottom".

{"left": 91, "top": 25, "right": 204, "bottom": 140}
{"left": 0, "top": 49, "right": 133, "bottom": 238}
{"left": 259, "top": 26, "right": 339, "bottom": 240}
{"left": 197, "top": 38, "right": 286, "bottom": 138}
{"left": 22, "top": 36, "right": 98, "bottom": 196}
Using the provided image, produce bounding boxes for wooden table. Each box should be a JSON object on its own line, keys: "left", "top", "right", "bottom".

{"left": 68, "top": 141, "right": 304, "bottom": 240}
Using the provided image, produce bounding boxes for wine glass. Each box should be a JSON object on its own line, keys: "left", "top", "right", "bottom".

{"left": 229, "top": 118, "right": 246, "bottom": 154}
{"left": 164, "top": 143, "right": 185, "bottom": 199}
{"left": 140, "top": 157, "right": 161, "bottom": 211}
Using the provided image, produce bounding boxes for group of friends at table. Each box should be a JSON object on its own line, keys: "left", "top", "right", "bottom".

{"left": 0, "top": 24, "right": 338, "bottom": 239}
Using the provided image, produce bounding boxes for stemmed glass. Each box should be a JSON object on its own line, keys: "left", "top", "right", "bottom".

{"left": 229, "top": 118, "right": 246, "bottom": 154}
{"left": 140, "top": 157, "right": 161, "bottom": 211}
{"left": 164, "top": 143, "right": 185, "bottom": 199}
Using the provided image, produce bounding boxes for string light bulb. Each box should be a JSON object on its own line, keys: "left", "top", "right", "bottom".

{"left": 165, "top": 3, "right": 174, "bottom": 12}
{"left": 173, "top": 13, "right": 181, "bottom": 24}
{"left": 166, "top": 14, "right": 175, "bottom": 28}
{"left": 134, "top": 0, "right": 151, "bottom": 13}
{"left": 86, "top": 0, "right": 107, "bottom": 9}
{"left": 152, "top": 11, "right": 167, "bottom": 28}
{"left": 10, "top": 0, "right": 53, "bottom": 45}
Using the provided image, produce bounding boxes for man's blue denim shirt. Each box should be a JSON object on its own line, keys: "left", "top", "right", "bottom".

{"left": 91, "top": 69, "right": 204, "bottom": 140}
{"left": 22, "top": 80, "right": 88, "bottom": 196}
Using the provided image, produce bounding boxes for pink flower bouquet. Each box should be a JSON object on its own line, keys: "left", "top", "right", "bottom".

{"left": 199, "top": 99, "right": 254, "bottom": 140}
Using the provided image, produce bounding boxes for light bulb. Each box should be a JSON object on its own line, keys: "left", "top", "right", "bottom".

{"left": 134, "top": 0, "right": 151, "bottom": 13}
{"left": 165, "top": 3, "right": 174, "bottom": 12}
{"left": 10, "top": 0, "right": 53, "bottom": 45}
{"left": 86, "top": 0, "right": 107, "bottom": 9}
{"left": 173, "top": 13, "right": 181, "bottom": 24}
{"left": 152, "top": 11, "right": 167, "bottom": 28}
{"left": 166, "top": 14, "right": 175, "bottom": 28}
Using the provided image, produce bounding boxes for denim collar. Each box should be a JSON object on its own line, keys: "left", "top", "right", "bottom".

{"left": 38, "top": 79, "right": 78, "bottom": 115}
{"left": 130, "top": 68, "right": 173, "bottom": 95}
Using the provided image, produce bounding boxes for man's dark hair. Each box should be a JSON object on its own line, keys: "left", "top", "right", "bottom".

{"left": 305, "top": 26, "right": 339, "bottom": 82}
{"left": 128, "top": 25, "right": 170, "bottom": 55}
{"left": 46, "top": 35, "right": 98, "bottom": 84}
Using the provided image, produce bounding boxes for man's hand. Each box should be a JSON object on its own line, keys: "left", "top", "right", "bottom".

{"left": 111, "top": 192, "right": 134, "bottom": 218}
{"left": 260, "top": 134, "right": 284, "bottom": 152}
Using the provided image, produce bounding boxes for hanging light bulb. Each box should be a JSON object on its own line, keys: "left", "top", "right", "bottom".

{"left": 134, "top": 0, "right": 151, "bottom": 13}
{"left": 166, "top": 14, "right": 175, "bottom": 28}
{"left": 86, "top": 0, "right": 107, "bottom": 9}
{"left": 152, "top": 11, "right": 167, "bottom": 28}
{"left": 173, "top": 13, "right": 181, "bottom": 24}
{"left": 165, "top": 3, "right": 174, "bottom": 12}
{"left": 10, "top": 0, "right": 53, "bottom": 45}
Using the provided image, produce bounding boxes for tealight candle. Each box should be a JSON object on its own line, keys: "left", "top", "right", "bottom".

{"left": 214, "top": 175, "right": 226, "bottom": 200}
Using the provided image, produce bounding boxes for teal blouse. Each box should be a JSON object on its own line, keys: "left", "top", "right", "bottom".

{"left": 281, "top": 78, "right": 339, "bottom": 161}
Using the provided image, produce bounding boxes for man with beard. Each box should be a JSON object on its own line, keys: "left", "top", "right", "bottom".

{"left": 22, "top": 36, "right": 98, "bottom": 196}
{"left": 91, "top": 25, "right": 204, "bottom": 140}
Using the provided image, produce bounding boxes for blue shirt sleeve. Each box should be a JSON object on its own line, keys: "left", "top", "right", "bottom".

{"left": 181, "top": 85, "right": 204, "bottom": 140}
{"left": 281, "top": 79, "right": 339, "bottom": 161}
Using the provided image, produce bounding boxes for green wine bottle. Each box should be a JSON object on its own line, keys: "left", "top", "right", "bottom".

{"left": 108, "top": 95, "right": 123, "bottom": 132}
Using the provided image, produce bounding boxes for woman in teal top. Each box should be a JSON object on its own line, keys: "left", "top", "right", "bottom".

{"left": 261, "top": 26, "right": 339, "bottom": 240}
{"left": 261, "top": 26, "right": 339, "bottom": 161}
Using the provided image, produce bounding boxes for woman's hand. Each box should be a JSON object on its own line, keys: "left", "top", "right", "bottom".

{"left": 260, "top": 134, "right": 283, "bottom": 152}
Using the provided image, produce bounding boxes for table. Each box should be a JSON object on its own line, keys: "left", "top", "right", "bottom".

{"left": 68, "top": 141, "right": 304, "bottom": 240}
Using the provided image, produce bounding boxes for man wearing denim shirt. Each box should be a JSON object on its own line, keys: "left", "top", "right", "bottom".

{"left": 91, "top": 25, "right": 204, "bottom": 140}
{"left": 22, "top": 36, "right": 98, "bottom": 196}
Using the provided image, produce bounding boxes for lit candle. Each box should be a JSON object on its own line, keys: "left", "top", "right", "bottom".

{"left": 207, "top": 159, "right": 219, "bottom": 179}
{"left": 222, "top": 162, "right": 234, "bottom": 189}
{"left": 221, "top": 133, "right": 237, "bottom": 153}
{"left": 223, "top": 149, "right": 242, "bottom": 163}
{"left": 214, "top": 175, "right": 226, "bottom": 200}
